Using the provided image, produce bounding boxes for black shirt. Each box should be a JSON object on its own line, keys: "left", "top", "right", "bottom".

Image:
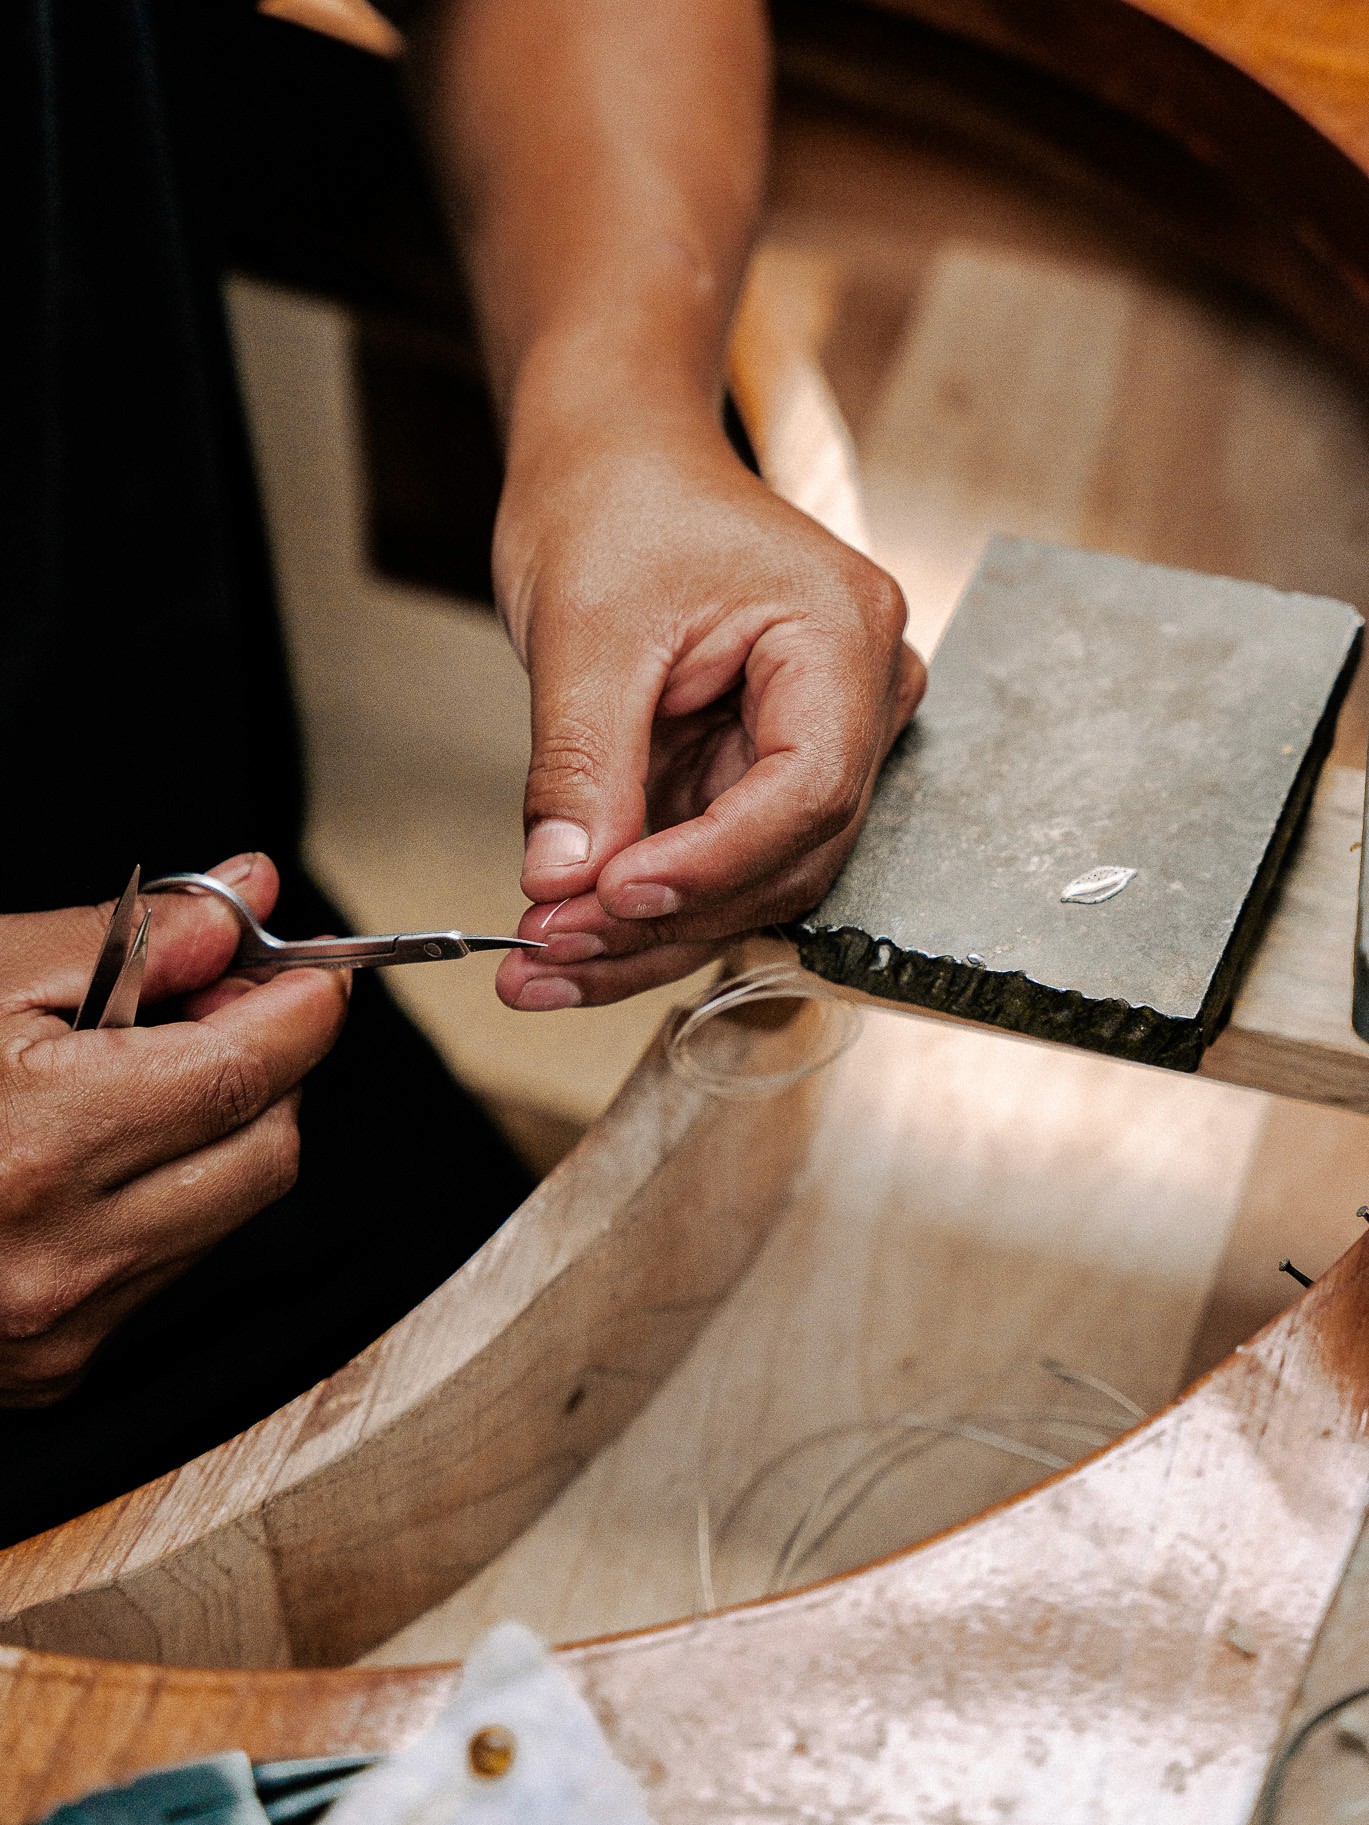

{"left": 1, "top": 0, "right": 530, "bottom": 1545}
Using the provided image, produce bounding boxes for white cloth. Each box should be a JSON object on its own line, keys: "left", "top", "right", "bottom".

{"left": 325, "top": 1622, "right": 653, "bottom": 1825}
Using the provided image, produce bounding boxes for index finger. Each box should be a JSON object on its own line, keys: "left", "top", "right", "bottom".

{"left": 27, "top": 966, "right": 349, "bottom": 1186}
{"left": 596, "top": 623, "right": 924, "bottom": 920}
{"left": 0, "top": 854, "right": 282, "bottom": 1016}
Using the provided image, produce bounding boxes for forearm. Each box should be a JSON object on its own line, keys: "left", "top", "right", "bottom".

{"left": 404, "top": 0, "right": 921, "bottom": 1004}
{"left": 410, "top": 0, "right": 770, "bottom": 449}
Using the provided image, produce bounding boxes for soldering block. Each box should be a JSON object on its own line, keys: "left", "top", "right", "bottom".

{"left": 796, "top": 536, "right": 1362, "bottom": 1069}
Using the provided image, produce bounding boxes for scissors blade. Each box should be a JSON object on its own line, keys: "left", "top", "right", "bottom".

{"left": 459, "top": 936, "right": 546, "bottom": 953}
{"left": 73, "top": 866, "right": 142, "bottom": 1030}
{"left": 263, "top": 933, "right": 547, "bottom": 968}
{"left": 98, "top": 908, "right": 152, "bottom": 1030}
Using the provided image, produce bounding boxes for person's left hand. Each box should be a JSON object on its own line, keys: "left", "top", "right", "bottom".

{"left": 492, "top": 421, "right": 925, "bottom": 1009}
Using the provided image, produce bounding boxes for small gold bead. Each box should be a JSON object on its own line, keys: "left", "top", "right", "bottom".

{"left": 468, "top": 1724, "right": 516, "bottom": 1779}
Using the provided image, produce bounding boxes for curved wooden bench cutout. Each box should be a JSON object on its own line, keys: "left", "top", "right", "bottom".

{"left": 6, "top": 0, "right": 1369, "bottom": 1678}
{"left": 0, "top": 1024, "right": 821, "bottom": 1669}
{"left": 5, "top": 1227, "right": 1369, "bottom": 1824}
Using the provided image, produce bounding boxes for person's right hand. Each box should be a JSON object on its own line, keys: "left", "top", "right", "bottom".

{"left": 0, "top": 854, "right": 349, "bottom": 1408}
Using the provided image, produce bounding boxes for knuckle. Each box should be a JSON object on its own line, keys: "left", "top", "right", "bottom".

{"left": 0, "top": 1125, "right": 67, "bottom": 1229}
{"left": 525, "top": 725, "right": 607, "bottom": 813}
{"left": 206, "top": 1039, "right": 272, "bottom": 1136}
{"left": 807, "top": 767, "right": 864, "bottom": 844}
{"left": 645, "top": 915, "right": 687, "bottom": 948}
{"left": 259, "top": 1115, "right": 302, "bottom": 1207}
{"left": 862, "top": 566, "right": 909, "bottom": 641}
{"left": 0, "top": 1262, "right": 78, "bottom": 1342}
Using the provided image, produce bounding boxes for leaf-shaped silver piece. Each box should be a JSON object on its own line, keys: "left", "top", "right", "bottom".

{"left": 1060, "top": 865, "right": 1137, "bottom": 906}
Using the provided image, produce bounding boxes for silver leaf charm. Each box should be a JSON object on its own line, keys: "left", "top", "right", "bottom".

{"left": 1060, "top": 865, "right": 1137, "bottom": 906}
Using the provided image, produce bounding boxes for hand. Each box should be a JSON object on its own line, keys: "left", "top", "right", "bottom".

{"left": 0, "top": 855, "right": 349, "bottom": 1406}
{"left": 493, "top": 423, "right": 925, "bottom": 1009}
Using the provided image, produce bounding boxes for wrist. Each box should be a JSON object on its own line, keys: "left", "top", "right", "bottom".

{"left": 495, "top": 331, "right": 739, "bottom": 633}
{"left": 505, "top": 319, "right": 721, "bottom": 468}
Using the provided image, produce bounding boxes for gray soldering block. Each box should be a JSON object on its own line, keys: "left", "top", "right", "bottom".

{"left": 796, "top": 536, "right": 1361, "bottom": 1070}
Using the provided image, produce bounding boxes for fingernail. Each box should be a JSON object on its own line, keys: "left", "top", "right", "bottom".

{"left": 213, "top": 852, "right": 259, "bottom": 885}
{"left": 524, "top": 820, "right": 591, "bottom": 875}
{"left": 514, "top": 977, "right": 583, "bottom": 1011}
{"left": 541, "top": 932, "right": 606, "bottom": 963}
{"left": 608, "top": 883, "right": 681, "bottom": 919}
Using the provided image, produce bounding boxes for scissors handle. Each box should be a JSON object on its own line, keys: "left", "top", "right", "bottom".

{"left": 142, "top": 875, "right": 543, "bottom": 972}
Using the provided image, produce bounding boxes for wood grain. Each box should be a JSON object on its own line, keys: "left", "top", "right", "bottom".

{"left": 1206, "top": 763, "right": 1369, "bottom": 1110}
{"left": 369, "top": 997, "right": 1269, "bottom": 1662}
{"left": 0, "top": 1029, "right": 816, "bottom": 1667}
{"left": 7, "top": 1229, "right": 1369, "bottom": 1823}
{"left": 1133, "top": 0, "right": 1369, "bottom": 167}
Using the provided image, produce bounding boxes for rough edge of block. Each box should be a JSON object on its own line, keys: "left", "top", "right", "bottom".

{"left": 793, "top": 925, "right": 1202, "bottom": 1067}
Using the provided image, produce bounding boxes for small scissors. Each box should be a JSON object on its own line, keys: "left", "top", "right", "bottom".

{"left": 73, "top": 867, "right": 152, "bottom": 1030}
{"left": 74, "top": 867, "right": 543, "bottom": 1030}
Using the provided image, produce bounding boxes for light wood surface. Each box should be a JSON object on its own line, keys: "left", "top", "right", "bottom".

{"left": 727, "top": 244, "right": 872, "bottom": 555}
{"left": 369, "top": 1000, "right": 1272, "bottom": 1661}
{"left": 0, "top": 1027, "right": 818, "bottom": 1668}
{"left": 1207, "top": 762, "right": 1369, "bottom": 1110}
{"left": 360, "top": 0, "right": 1369, "bottom": 1711}
{"left": 7, "top": 1229, "right": 1369, "bottom": 1824}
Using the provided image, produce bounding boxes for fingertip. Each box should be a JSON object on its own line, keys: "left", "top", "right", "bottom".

{"left": 511, "top": 976, "right": 583, "bottom": 1012}
{"left": 207, "top": 851, "right": 280, "bottom": 918}
{"left": 204, "top": 963, "right": 350, "bottom": 1053}
{"left": 140, "top": 852, "right": 286, "bottom": 1003}
{"left": 183, "top": 975, "right": 256, "bottom": 1019}
{"left": 596, "top": 836, "right": 696, "bottom": 919}
{"left": 519, "top": 819, "right": 597, "bottom": 903}
{"left": 495, "top": 948, "right": 536, "bottom": 1008}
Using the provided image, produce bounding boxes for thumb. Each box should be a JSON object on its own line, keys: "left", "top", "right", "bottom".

{"left": 139, "top": 853, "right": 282, "bottom": 1004}
{"left": 520, "top": 624, "right": 661, "bottom": 903}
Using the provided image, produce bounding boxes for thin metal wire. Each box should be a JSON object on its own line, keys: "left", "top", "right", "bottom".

{"left": 666, "top": 964, "right": 862, "bottom": 1099}
{"left": 1256, "top": 1685, "right": 1369, "bottom": 1822}
{"left": 699, "top": 1357, "right": 1138, "bottom": 1606}
{"left": 770, "top": 1413, "right": 1077, "bottom": 1593}
{"left": 1039, "top": 1358, "right": 1147, "bottom": 1421}
{"left": 695, "top": 1494, "right": 717, "bottom": 1615}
